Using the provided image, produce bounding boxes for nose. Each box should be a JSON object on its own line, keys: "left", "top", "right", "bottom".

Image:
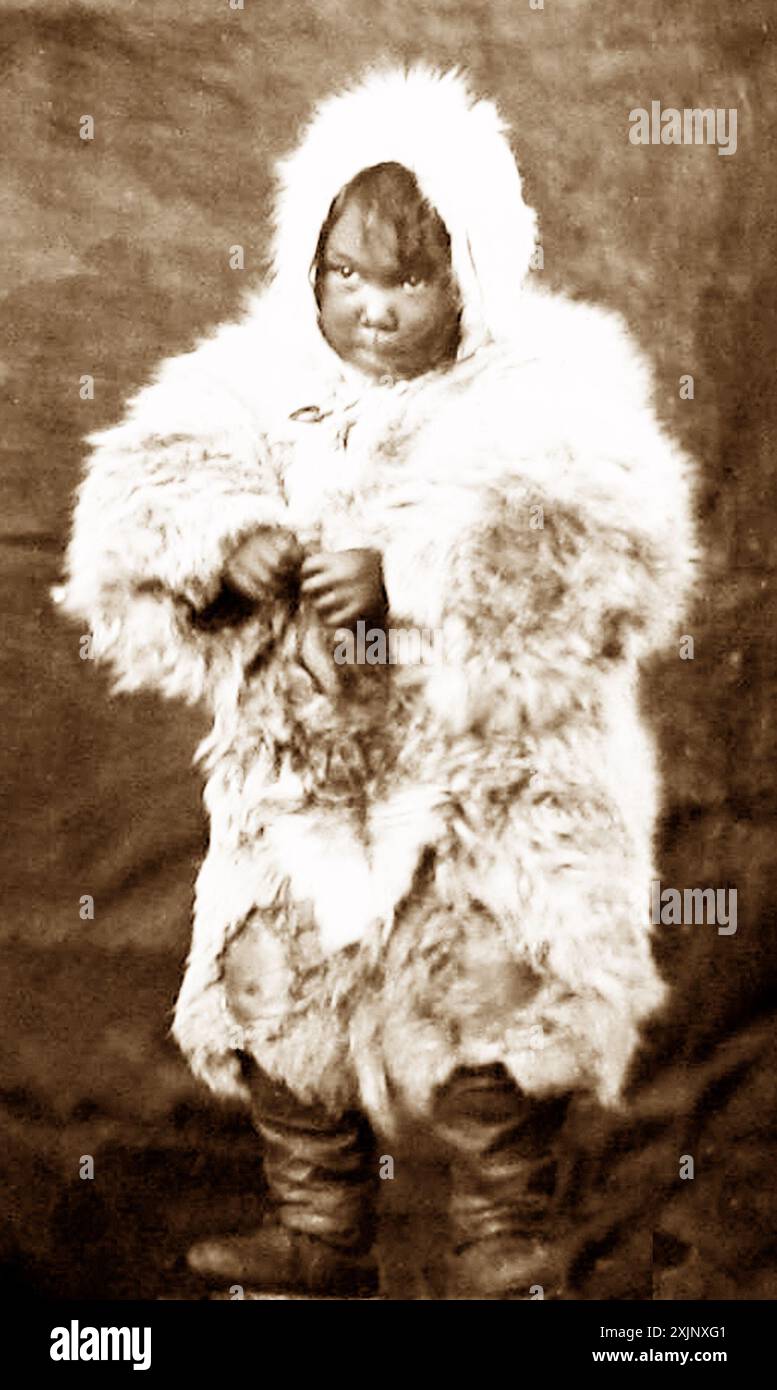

{"left": 358, "top": 286, "right": 398, "bottom": 332}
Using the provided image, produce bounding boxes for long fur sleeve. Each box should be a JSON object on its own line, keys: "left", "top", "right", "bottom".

{"left": 54, "top": 329, "right": 292, "bottom": 705}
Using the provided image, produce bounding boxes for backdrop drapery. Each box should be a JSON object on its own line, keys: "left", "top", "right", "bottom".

{"left": 2, "top": 0, "right": 774, "bottom": 1298}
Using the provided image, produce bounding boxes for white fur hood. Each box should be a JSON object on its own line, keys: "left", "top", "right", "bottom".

{"left": 252, "top": 63, "right": 539, "bottom": 372}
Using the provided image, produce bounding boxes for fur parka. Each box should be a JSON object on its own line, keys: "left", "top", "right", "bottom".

{"left": 55, "top": 65, "right": 697, "bottom": 1131}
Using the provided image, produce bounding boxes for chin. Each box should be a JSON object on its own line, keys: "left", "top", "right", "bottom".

{"left": 351, "top": 350, "right": 397, "bottom": 379}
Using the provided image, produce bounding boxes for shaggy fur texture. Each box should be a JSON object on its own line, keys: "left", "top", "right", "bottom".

{"left": 55, "top": 65, "right": 697, "bottom": 1132}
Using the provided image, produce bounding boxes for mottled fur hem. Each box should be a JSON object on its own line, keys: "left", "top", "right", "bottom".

{"left": 172, "top": 788, "right": 668, "bottom": 1133}
{"left": 173, "top": 919, "right": 667, "bottom": 1134}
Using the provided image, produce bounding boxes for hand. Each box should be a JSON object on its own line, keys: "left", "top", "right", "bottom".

{"left": 224, "top": 527, "right": 302, "bottom": 601}
{"left": 300, "top": 549, "right": 385, "bottom": 627}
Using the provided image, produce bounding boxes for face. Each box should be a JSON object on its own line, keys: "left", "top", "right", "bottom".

{"left": 316, "top": 198, "right": 461, "bottom": 381}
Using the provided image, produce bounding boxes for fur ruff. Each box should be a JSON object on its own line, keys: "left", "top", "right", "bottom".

{"left": 55, "top": 65, "right": 698, "bottom": 1132}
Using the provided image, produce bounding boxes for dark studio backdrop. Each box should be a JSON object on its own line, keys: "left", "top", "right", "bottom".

{"left": 1, "top": 0, "right": 775, "bottom": 1299}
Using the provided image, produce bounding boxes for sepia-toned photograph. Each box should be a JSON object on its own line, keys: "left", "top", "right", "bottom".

{"left": 2, "top": 0, "right": 775, "bottom": 1355}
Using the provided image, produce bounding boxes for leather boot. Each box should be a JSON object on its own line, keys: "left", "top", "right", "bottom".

{"left": 187, "top": 1063, "right": 379, "bottom": 1297}
{"left": 433, "top": 1063, "right": 570, "bottom": 1299}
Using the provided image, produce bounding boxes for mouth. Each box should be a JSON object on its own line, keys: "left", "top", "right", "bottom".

{"left": 360, "top": 329, "right": 396, "bottom": 349}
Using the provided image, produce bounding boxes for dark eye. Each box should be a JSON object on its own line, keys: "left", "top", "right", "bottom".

{"left": 337, "top": 264, "right": 354, "bottom": 279}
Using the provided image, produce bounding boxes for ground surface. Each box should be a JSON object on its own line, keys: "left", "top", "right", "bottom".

{"left": 1, "top": 0, "right": 776, "bottom": 1300}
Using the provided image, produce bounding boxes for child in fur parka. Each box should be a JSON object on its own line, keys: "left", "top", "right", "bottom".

{"left": 55, "top": 65, "right": 696, "bottom": 1299}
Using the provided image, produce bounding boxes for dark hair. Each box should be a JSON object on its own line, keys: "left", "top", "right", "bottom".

{"left": 312, "top": 161, "right": 454, "bottom": 302}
